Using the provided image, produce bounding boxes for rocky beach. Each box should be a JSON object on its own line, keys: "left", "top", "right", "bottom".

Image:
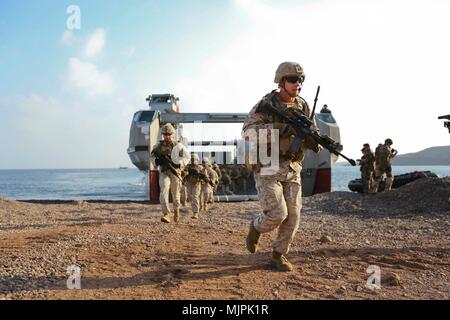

{"left": 0, "top": 177, "right": 448, "bottom": 300}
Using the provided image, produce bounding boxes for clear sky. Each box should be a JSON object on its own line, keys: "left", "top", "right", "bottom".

{"left": 0, "top": 0, "right": 449, "bottom": 169}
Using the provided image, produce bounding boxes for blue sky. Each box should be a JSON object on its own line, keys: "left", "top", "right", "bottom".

{"left": 1, "top": 0, "right": 449, "bottom": 169}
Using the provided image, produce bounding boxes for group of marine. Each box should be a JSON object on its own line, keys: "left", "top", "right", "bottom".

{"left": 358, "top": 138, "right": 398, "bottom": 193}
{"left": 151, "top": 123, "right": 256, "bottom": 224}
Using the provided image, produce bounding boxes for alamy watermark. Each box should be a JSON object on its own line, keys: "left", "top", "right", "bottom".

{"left": 366, "top": 265, "right": 381, "bottom": 290}
{"left": 66, "top": 5, "right": 81, "bottom": 30}
{"left": 169, "top": 121, "right": 281, "bottom": 175}
{"left": 67, "top": 264, "right": 81, "bottom": 290}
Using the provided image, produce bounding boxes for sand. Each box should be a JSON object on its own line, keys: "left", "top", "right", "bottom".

{"left": 0, "top": 177, "right": 449, "bottom": 300}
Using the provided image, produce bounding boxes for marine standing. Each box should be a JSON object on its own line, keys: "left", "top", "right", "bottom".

{"left": 359, "top": 143, "right": 375, "bottom": 194}
{"left": 242, "top": 61, "right": 322, "bottom": 271}
{"left": 150, "top": 123, "right": 189, "bottom": 223}
{"left": 372, "top": 138, "right": 398, "bottom": 192}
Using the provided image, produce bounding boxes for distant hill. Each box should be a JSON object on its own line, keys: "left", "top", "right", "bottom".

{"left": 393, "top": 146, "right": 450, "bottom": 166}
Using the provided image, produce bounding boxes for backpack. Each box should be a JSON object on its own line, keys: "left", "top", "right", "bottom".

{"left": 375, "top": 144, "right": 390, "bottom": 168}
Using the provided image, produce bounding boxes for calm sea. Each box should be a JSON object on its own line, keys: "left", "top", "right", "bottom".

{"left": 0, "top": 166, "right": 449, "bottom": 200}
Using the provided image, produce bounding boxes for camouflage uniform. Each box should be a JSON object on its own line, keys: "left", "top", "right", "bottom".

{"left": 372, "top": 139, "right": 397, "bottom": 192}
{"left": 185, "top": 155, "right": 204, "bottom": 219}
{"left": 150, "top": 124, "right": 188, "bottom": 223}
{"left": 359, "top": 144, "right": 375, "bottom": 193}
{"left": 220, "top": 168, "right": 232, "bottom": 195}
{"left": 239, "top": 165, "right": 251, "bottom": 193}
{"left": 242, "top": 61, "right": 321, "bottom": 271}
{"left": 200, "top": 159, "right": 219, "bottom": 211}
{"left": 229, "top": 166, "right": 241, "bottom": 193}
{"left": 212, "top": 164, "right": 222, "bottom": 196}
{"left": 180, "top": 167, "right": 189, "bottom": 206}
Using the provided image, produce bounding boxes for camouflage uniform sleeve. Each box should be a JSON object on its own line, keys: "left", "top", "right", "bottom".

{"left": 212, "top": 170, "right": 219, "bottom": 184}
{"left": 150, "top": 142, "right": 160, "bottom": 156}
{"left": 242, "top": 100, "right": 276, "bottom": 135}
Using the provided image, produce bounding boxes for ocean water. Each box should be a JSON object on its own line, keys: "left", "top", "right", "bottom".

{"left": 0, "top": 169, "right": 147, "bottom": 200}
{"left": 0, "top": 166, "right": 449, "bottom": 200}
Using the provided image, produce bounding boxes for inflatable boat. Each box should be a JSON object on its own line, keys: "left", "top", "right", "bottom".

{"left": 348, "top": 170, "right": 438, "bottom": 193}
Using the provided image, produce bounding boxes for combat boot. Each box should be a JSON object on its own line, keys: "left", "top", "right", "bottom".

{"left": 161, "top": 212, "right": 171, "bottom": 223}
{"left": 245, "top": 221, "right": 261, "bottom": 253}
{"left": 270, "top": 251, "right": 293, "bottom": 272}
{"left": 174, "top": 208, "right": 180, "bottom": 222}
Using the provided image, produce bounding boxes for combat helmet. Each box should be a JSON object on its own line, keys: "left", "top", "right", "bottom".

{"left": 274, "top": 61, "right": 305, "bottom": 84}
{"left": 385, "top": 138, "right": 393, "bottom": 145}
{"left": 161, "top": 123, "right": 175, "bottom": 135}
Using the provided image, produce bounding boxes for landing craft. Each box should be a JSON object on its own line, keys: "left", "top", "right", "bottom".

{"left": 127, "top": 94, "right": 342, "bottom": 200}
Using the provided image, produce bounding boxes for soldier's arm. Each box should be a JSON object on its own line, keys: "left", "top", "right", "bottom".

{"left": 242, "top": 102, "right": 277, "bottom": 137}
{"left": 150, "top": 144, "right": 160, "bottom": 166}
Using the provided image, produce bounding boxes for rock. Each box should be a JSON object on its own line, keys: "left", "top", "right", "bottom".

{"left": 320, "top": 235, "right": 333, "bottom": 244}
{"left": 336, "top": 288, "right": 346, "bottom": 295}
{"left": 212, "top": 240, "right": 219, "bottom": 245}
{"left": 355, "top": 285, "right": 363, "bottom": 292}
{"left": 383, "top": 272, "right": 401, "bottom": 286}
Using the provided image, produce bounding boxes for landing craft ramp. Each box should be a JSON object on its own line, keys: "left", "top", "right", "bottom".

{"left": 128, "top": 94, "right": 341, "bottom": 202}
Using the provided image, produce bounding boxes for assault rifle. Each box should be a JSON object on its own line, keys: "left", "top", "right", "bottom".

{"left": 154, "top": 154, "right": 184, "bottom": 182}
{"left": 187, "top": 168, "right": 214, "bottom": 187}
{"left": 256, "top": 97, "right": 357, "bottom": 166}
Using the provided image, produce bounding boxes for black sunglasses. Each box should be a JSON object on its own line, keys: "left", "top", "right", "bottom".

{"left": 284, "top": 76, "right": 304, "bottom": 84}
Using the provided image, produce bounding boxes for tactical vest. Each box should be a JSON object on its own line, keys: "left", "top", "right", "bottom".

{"left": 360, "top": 151, "right": 375, "bottom": 172}
{"left": 185, "top": 164, "right": 204, "bottom": 183}
{"left": 255, "top": 91, "right": 311, "bottom": 163}
{"left": 154, "top": 140, "right": 175, "bottom": 157}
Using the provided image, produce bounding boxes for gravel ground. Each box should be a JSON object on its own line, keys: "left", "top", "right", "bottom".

{"left": 0, "top": 177, "right": 448, "bottom": 300}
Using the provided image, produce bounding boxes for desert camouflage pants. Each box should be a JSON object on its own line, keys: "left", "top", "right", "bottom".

{"left": 253, "top": 169, "right": 302, "bottom": 255}
{"left": 186, "top": 181, "right": 201, "bottom": 213}
{"left": 201, "top": 184, "right": 214, "bottom": 207}
{"left": 361, "top": 170, "right": 374, "bottom": 193}
{"left": 180, "top": 184, "right": 188, "bottom": 205}
{"left": 372, "top": 165, "right": 394, "bottom": 191}
{"left": 159, "top": 170, "right": 181, "bottom": 214}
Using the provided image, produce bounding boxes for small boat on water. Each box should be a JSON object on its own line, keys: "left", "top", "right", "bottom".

{"left": 348, "top": 170, "right": 438, "bottom": 193}
{"left": 119, "top": 167, "right": 129, "bottom": 170}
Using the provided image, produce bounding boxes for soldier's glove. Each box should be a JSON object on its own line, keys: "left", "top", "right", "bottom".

{"left": 303, "top": 136, "right": 322, "bottom": 153}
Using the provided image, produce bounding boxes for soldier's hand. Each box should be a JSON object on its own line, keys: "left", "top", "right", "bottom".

{"left": 312, "top": 144, "right": 323, "bottom": 153}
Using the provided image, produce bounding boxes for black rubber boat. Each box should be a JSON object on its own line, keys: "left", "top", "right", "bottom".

{"left": 348, "top": 170, "right": 438, "bottom": 193}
